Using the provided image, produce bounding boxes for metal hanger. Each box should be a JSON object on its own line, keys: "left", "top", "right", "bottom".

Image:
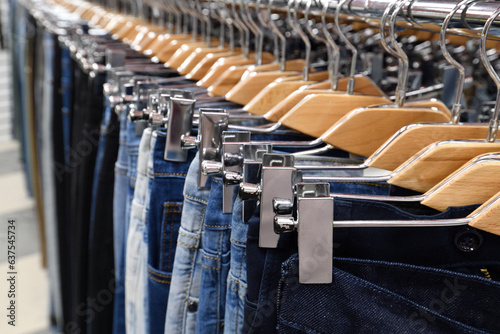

{"left": 176, "top": 0, "right": 233, "bottom": 75}
{"left": 242, "top": 0, "right": 387, "bottom": 117}
{"left": 195, "top": 0, "right": 276, "bottom": 88}
{"left": 207, "top": 0, "right": 308, "bottom": 96}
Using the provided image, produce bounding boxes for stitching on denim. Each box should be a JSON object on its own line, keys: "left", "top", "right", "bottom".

{"left": 202, "top": 253, "right": 219, "bottom": 261}
{"left": 115, "top": 170, "right": 128, "bottom": 177}
{"left": 179, "top": 231, "right": 200, "bottom": 240}
{"left": 154, "top": 172, "right": 187, "bottom": 177}
{"left": 148, "top": 272, "right": 171, "bottom": 284}
{"left": 229, "top": 280, "right": 246, "bottom": 301}
{"left": 229, "top": 276, "right": 246, "bottom": 290}
{"left": 148, "top": 267, "right": 172, "bottom": 278}
{"left": 230, "top": 238, "right": 246, "bottom": 246}
{"left": 212, "top": 178, "right": 222, "bottom": 184}
{"left": 204, "top": 224, "right": 231, "bottom": 228}
{"left": 201, "top": 263, "right": 219, "bottom": 271}
{"left": 157, "top": 132, "right": 166, "bottom": 138}
{"left": 177, "top": 240, "right": 197, "bottom": 249}
{"left": 183, "top": 192, "right": 209, "bottom": 204}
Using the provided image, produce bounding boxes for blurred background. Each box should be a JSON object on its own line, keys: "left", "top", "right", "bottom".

{"left": 0, "top": 0, "right": 51, "bottom": 332}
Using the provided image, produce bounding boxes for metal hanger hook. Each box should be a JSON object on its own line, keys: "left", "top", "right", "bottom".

{"left": 288, "top": 0, "right": 312, "bottom": 80}
{"left": 480, "top": 7, "right": 500, "bottom": 142}
{"left": 440, "top": 0, "right": 478, "bottom": 125}
{"left": 322, "top": 0, "right": 341, "bottom": 90}
{"left": 334, "top": 0, "right": 357, "bottom": 94}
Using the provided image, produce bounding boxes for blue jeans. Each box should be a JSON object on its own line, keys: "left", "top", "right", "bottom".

{"left": 164, "top": 152, "right": 211, "bottom": 334}
{"left": 224, "top": 198, "right": 247, "bottom": 334}
{"left": 147, "top": 128, "right": 197, "bottom": 334}
{"left": 112, "top": 109, "right": 130, "bottom": 334}
{"left": 113, "top": 113, "right": 143, "bottom": 333}
{"left": 243, "top": 182, "right": 392, "bottom": 334}
{"left": 278, "top": 256, "right": 500, "bottom": 334}
{"left": 126, "top": 128, "right": 153, "bottom": 334}
{"left": 196, "top": 177, "right": 236, "bottom": 334}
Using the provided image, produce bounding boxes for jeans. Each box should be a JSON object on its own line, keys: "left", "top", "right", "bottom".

{"left": 278, "top": 256, "right": 500, "bottom": 334}
{"left": 112, "top": 110, "right": 130, "bottom": 334}
{"left": 87, "top": 103, "right": 120, "bottom": 334}
{"left": 164, "top": 152, "right": 211, "bottom": 334}
{"left": 196, "top": 177, "right": 236, "bottom": 334}
{"left": 69, "top": 67, "right": 105, "bottom": 333}
{"left": 147, "top": 128, "right": 196, "bottom": 334}
{"left": 224, "top": 198, "right": 247, "bottom": 334}
{"left": 114, "top": 112, "right": 143, "bottom": 334}
{"left": 275, "top": 198, "right": 500, "bottom": 334}
{"left": 126, "top": 128, "right": 153, "bottom": 334}
{"left": 243, "top": 182, "right": 392, "bottom": 334}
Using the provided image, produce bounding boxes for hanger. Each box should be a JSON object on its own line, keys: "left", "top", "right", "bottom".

{"left": 143, "top": 1, "right": 193, "bottom": 57}
{"left": 176, "top": 0, "right": 233, "bottom": 75}
{"left": 222, "top": 0, "right": 312, "bottom": 104}
{"left": 194, "top": 0, "right": 275, "bottom": 88}
{"left": 241, "top": 0, "right": 388, "bottom": 116}
{"left": 207, "top": 0, "right": 308, "bottom": 97}
{"left": 151, "top": 0, "right": 212, "bottom": 64}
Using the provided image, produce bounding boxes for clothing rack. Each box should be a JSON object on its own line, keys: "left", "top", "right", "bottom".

{"left": 255, "top": 0, "right": 500, "bottom": 37}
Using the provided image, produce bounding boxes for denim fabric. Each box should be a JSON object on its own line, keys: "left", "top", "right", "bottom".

{"left": 164, "top": 152, "right": 211, "bottom": 334}
{"left": 277, "top": 256, "right": 500, "bottom": 334}
{"left": 61, "top": 46, "right": 73, "bottom": 167}
{"left": 196, "top": 177, "right": 236, "bottom": 334}
{"left": 112, "top": 109, "right": 130, "bottom": 334}
{"left": 147, "top": 128, "right": 196, "bottom": 334}
{"left": 114, "top": 113, "right": 143, "bottom": 333}
{"left": 224, "top": 198, "right": 247, "bottom": 334}
{"left": 126, "top": 128, "right": 153, "bottom": 334}
{"left": 87, "top": 105, "right": 119, "bottom": 334}
{"left": 90, "top": 99, "right": 112, "bottom": 222}
{"left": 244, "top": 181, "right": 392, "bottom": 334}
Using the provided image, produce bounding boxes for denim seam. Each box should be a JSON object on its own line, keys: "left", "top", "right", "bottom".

{"left": 202, "top": 253, "right": 219, "bottom": 261}
{"left": 115, "top": 170, "right": 128, "bottom": 177}
{"left": 163, "top": 204, "right": 181, "bottom": 272}
{"left": 148, "top": 272, "right": 171, "bottom": 284}
{"left": 212, "top": 178, "right": 222, "bottom": 184}
{"left": 205, "top": 224, "right": 231, "bottom": 228}
{"left": 201, "top": 263, "right": 219, "bottom": 271}
{"left": 183, "top": 192, "right": 209, "bottom": 204}
{"left": 160, "top": 203, "right": 180, "bottom": 271}
{"left": 177, "top": 240, "right": 197, "bottom": 249}
{"left": 179, "top": 231, "right": 201, "bottom": 241}
{"left": 229, "top": 276, "right": 246, "bottom": 294}
{"left": 230, "top": 238, "right": 246, "bottom": 246}
{"left": 229, "top": 279, "right": 246, "bottom": 299}
{"left": 154, "top": 172, "right": 188, "bottom": 177}
{"left": 148, "top": 266, "right": 172, "bottom": 278}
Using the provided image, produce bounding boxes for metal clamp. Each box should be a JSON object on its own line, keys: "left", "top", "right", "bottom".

{"left": 181, "top": 109, "right": 228, "bottom": 189}
{"left": 273, "top": 182, "right": 333, "bottom": 284}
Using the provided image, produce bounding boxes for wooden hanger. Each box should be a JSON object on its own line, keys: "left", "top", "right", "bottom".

{"left": 207, "top": 59, "right": 306, "bottom": 97}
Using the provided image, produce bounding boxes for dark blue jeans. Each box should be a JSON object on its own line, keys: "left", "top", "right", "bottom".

{"left": 278, "top": 256, "right": 500, "bottom": 334}
{"left": 147, "top": 128, "right": 196, "bottom": 334}
{"left": 244, "top": 183, "right": 392, "bottom": 334}
{"left": 275, "top": 198, "right": 500, "bottom": 334}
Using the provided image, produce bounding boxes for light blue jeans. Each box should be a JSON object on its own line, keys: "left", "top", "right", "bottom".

{"left": 164, "top": 152, "right": 211, "bottom": 334}
{"left": 125, "top": 128, "right": 153, "bottom": 334}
